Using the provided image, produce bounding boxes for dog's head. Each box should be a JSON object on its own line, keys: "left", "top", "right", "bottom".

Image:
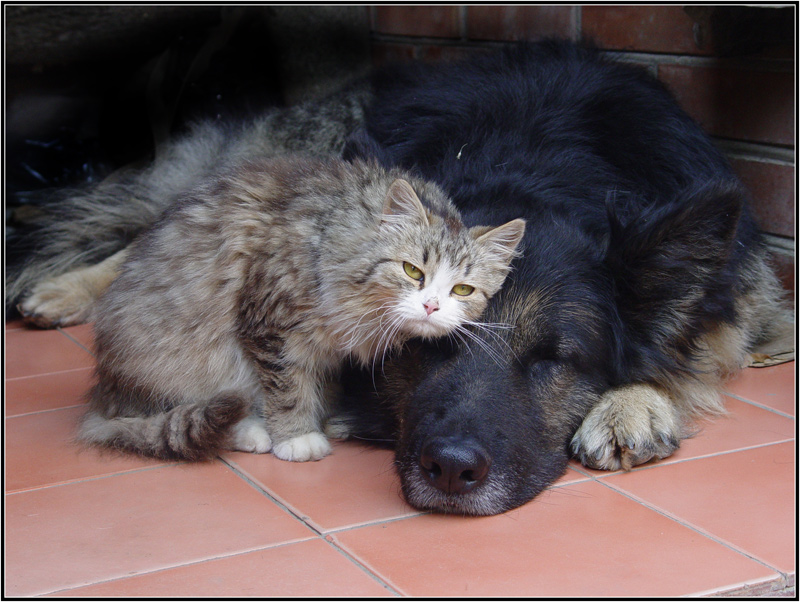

{"left": 340, "top": 184, "right": 744, "bottom": 515}
{"left": 389, "top": 219, "right": 617, "bottom": 515}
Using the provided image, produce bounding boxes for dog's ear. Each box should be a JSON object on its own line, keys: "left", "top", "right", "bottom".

{"left": 604, "top": 182, "right": 744, "bottom": 360}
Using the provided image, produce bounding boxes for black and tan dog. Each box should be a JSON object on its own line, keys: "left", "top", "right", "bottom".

{"left": 12, "top": 41, "right": 792, "bottom": 515}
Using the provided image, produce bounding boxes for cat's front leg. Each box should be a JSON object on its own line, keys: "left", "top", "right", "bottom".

{"left": 265, "top": 362, "right": 332, "bottom": 462}
{"left": 243, "top": 333, "right": 333, "bottom": 462}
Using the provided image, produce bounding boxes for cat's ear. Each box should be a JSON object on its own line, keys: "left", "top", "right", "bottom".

{"left": 472, "top": 219, "right": 526, "bottom": 264}
{"left": 381, "top": 179, "right": 430, "bottom": 227}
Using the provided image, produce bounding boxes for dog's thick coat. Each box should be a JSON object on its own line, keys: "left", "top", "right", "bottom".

{"left": 331, "top": 41, "right": 790, "bottom": 514}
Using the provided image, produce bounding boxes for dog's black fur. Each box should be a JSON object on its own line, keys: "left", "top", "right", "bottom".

{"left": 332, "top": 41, "right": 782, "bottom": 515}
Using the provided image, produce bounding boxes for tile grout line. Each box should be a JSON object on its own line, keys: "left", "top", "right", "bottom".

{"left": 218, "top": 456, "right": 408, "bottom": 596}
{"left": 689, "top": 573, "right": 794, "bottom": 598}
{"left": 5, "top": 364, "right": 94, "bottom": 383}
{"left": 593, "top": 476, "right": 790, "bottom": 584}
{"left": 4, "top": 462, "right": 182, "bottom": 496}
{"left": 39, "top": 538, "right": 322, "bottom": 597}
{"left": 568, "top": 438, "right": 795, "bottom": 481}
{"left": 5, "top": 402, "right": 86, "bottom": 420}
{"left": 722, "top": 392, "right": 795, "bottom": 420}
{"left": 323, "top": 511, "right": 429, "bottom": 537}
{"left": 56, "top": 326, "right": 96, "bottom": 357}
{"left": 320, "top": 535, "right": 404, "bottom": 597}
{"left": 217, "top": 456, "right": 320, "bottom": 532}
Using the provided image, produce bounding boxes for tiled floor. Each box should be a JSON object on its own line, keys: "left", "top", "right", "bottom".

{"left": 4, "top": 320, "right": 796, "bottom": 597}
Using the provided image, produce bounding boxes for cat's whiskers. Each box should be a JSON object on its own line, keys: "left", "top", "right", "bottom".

{"left": 462, "top": 320, "right": 519, "bottom": 363}
{"left": 371, "top": 312, "right": 407, "bottom": 382}
{"left": 336, "top": 299, "right": 397, "bottom": 352}
{"left": 453, "top": 324, "right": 508, "bottom": 368}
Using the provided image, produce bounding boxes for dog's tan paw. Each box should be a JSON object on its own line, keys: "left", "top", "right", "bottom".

{"left": 571, "top": 384, "right": 681, "bottom": 471}
{"left": 18, "top": 273, "right": 97, "bottom": 328}
{"left": 17, "top": 249, "right": 128, "bottom": 328}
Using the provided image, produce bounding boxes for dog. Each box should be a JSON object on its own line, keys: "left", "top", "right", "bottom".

{"left": 12, "top": 41, "right": 792, "bottom": 515}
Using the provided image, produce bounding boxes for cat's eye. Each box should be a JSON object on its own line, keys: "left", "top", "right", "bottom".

{"left": 451, "top": 284, "right": 475, "bottom": 296}
{"left": 403, "top": 262, "right": 424, "bottom": 281}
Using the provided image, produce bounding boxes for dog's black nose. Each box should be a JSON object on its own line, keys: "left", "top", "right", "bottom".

{"left": 419, "top": 436, "right": 491, "bottom": 494}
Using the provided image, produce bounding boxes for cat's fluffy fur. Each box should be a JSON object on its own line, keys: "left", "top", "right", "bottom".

{"left": 79, "top": 155, "right": 524, "bottom": 462}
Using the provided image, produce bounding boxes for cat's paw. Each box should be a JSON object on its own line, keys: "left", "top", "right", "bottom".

{"left": 272, "top": 432, "right": 331, "bottom": 462}
{"left": 229, "top": 418, "right": 272, "bottom": 453}
{"left": 571, "top": 384, "right": 682, "bottom": 471}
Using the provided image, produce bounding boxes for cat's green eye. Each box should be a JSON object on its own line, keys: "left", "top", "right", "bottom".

{"left": 452, "top": 284, "right": 475, "bottom": 296}
{"left": 403, "top": 262, "right": 424, "bottom": 281}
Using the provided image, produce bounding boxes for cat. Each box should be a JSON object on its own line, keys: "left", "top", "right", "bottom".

{"left": 78, "top": 155, "right": 526, "bottom": 462}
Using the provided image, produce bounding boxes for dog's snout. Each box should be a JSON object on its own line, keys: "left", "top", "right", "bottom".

{"left": 419, "top": 436, "right": 491, "bottom": 494}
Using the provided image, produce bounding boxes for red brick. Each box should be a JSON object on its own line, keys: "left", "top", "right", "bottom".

{"left": 370, "top": 42, "right": 416, "bottom": 66}
{"left": 416, "top": 44, "right": 490, "bottom": 64}
{"left": 372, "top": 6, "right": 460, "bottom": 39}
{"left": 467, "top": 6, "right": 576, "bottom": 41}
{"left": 732, "top": 158, "right": 795, "bottom": 238}
{"left": 659, "top": 64, "right": 794, "bottom": 146}
{"left": 582, "top": 6, "right": 707, "bottom": 54}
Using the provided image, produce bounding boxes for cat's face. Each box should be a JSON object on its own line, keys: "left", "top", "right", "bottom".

{"left": 368, "top": 179, "right": 526, "bottom": 341}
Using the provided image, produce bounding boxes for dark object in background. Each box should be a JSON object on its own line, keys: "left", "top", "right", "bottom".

{"left": 684, "top": 5, "right": 795, "bottom": 56}
{"left": 5, "top": 5, "right": 370, "bottom": 315}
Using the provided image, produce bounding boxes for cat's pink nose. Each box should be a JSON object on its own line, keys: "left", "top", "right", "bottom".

{"left": 424, "top": 299, "right": 440, "bottom": 315}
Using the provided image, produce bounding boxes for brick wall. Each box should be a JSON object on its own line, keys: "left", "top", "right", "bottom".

{"left": 368, "top": 5, "right": 796, "bottom": 293}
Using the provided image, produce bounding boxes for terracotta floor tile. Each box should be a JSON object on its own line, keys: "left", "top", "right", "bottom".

{"left": 6, "top": 367, "right": 93, "bottom": 417}
{"left": 333, "top": 480, "right": 775, "bottom": 597}
{"left": 5, "top": 462, "right": 315, "bottom": 597}
{"left": 5, "top": 406, "right": 173, "bottom": 492}
{"left": 223, "top": 441, "right": 421, "bottom": 532}
{"left": 724, "top": 362, "right": 796, "bottom": 416}
{"left": 5, "top": 327, "right": 95, "bottom": 378}
{"left": 49, "top": 538, "right": 393, "bottom": 598}
{"left": 6, "top": 319, "right": 26, "bottom": 331}
{"left": 674, "top": 395, "right": 795, "bottom": 459}
{"left": 603, "top": 442, "right": 795, "bottom": 573}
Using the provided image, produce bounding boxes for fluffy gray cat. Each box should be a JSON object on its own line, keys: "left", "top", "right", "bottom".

{"left": 79, "top": 155, "right": 525, "bottom": 462}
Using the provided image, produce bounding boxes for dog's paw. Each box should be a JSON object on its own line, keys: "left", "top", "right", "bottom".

{"left": 571, "top": 384, "right": 681, "bottom": 471}
{"left": 229, "top": 418, "right": 272, "bottom": 453}
{"left": 272, "top": 432, "right": 331, "bottom": 462}
{"left": 18, "top": 272, "right": 98, "bottom": 328}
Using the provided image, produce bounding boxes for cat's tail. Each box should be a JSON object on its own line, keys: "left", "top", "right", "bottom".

{"left": 77, "top": 393, "right": 249, "bottom": 461}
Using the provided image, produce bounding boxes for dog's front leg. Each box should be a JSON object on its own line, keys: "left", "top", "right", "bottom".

{"left": 570, "top": 384, "right": 683, "bottom": 471}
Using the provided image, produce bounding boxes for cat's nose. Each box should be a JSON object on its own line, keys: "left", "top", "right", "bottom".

{"left": 423, "top": 298, "right": 439, "bottom": 315}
